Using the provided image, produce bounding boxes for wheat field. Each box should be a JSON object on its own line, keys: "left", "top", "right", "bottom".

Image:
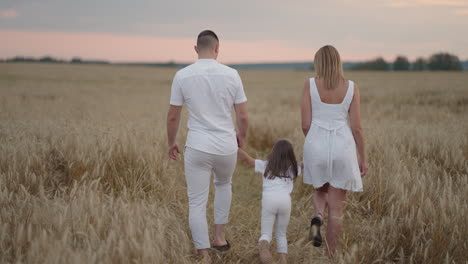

{"left": 0, "top": 63, "right": 467, "bottom": 264}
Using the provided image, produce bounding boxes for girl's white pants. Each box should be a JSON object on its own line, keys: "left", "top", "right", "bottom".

{"left": 184, "top": 147, "right": 237, "bottom": 249}
{"left": 259, "top": 192, "right": 291, "bottom": 254}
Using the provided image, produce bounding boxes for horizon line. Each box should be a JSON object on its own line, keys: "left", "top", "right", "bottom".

{"left": 3, "top": 56, "right": 468, "bottom": 65}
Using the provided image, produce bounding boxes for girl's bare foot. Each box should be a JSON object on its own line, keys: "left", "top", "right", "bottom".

{"left": 258, "top": 240, "right": 273, "bottom": 264}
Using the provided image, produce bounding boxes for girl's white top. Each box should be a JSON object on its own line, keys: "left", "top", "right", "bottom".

{"left": 303, "top": 78, "right": 363, "bottom": 192}
{"left": 255, "top": 160, "right": 301, "bottom": 194}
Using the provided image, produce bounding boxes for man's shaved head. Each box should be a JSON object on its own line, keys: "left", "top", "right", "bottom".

{"left": 196, "top": 30, "right": 219, "bottom": 50}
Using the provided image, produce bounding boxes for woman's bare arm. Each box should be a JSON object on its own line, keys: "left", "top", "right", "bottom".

{"left": 349, "top": 84, "right": 368, "bottom": 176}
{"left": 237, "top": 148, "right": 255, "bottom": 168}
{"left": 301, "top": 79, "right": 312, "bottom": 136}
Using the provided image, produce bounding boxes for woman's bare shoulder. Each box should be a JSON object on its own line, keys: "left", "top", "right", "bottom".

{"left": 352, "top": 81, "right": 359, "bottom": 91}
{"left": 347, "top": 79, "right": 358, "bottom": 87}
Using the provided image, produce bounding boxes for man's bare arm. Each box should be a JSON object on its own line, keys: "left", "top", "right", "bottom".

{"left": 234, "top": 102, "right": 248, "bottom": 148}
{"left": 167, "top": 105, "right": 182, "bottom": 160}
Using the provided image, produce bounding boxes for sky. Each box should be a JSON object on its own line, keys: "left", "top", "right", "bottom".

{"left": 1, "top": 0, "right": 468, "bottom": 63}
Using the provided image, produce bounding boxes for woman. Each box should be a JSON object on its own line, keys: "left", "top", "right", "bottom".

{"left": 301, "top": 45, "right": 368, "bottom": 257}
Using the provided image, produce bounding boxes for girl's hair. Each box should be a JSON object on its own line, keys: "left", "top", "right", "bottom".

{"left": 314, "top": 45, "right": 345, "bottom": 90}
{"left": 264, "top": 139, "right": 298, "bottom": 180}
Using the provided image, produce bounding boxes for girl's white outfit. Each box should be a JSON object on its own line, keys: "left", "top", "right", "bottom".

{"left": 303, "top": 78, "right": 363, "bottom": 192}
{"left": 255, "top": 160, "right": 300, "bottom": 254}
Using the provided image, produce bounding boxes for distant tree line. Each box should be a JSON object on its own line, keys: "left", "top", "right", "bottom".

{"left": 3, "top": 56, "right": 110, "bottom": 65}
{"left": 2, "top": 53, "right": 466, "bottom": 71}
{"left": 1, "top": 56, "right": 183, "bottom": 67}
{"left": 350, "top": 52, "right": 464, "bottom": 71}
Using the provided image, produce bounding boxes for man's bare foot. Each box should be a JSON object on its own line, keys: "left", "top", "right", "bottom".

{"left": 213, "top": 224, "right": 227, "bottom": 247}
{"left": 199, "top": 255, "right": 211, "bottom": 264}
{"left": 212, "top": 240, "right": 231, "bottom": 251}
{"left": 278, "top": 253, "right": 288, "bottom": 264}
{"left": 258, "top": 240, "right": 273, "bottom": 264}
{"left": 212, "top": 239, "right": 227, "bottom": 247}
{"left": 198, "top": 249, "right": 211, "bottom": 264}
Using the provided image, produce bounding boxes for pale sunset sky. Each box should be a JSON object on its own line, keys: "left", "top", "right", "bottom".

{"left": 1, "top": 0, "right": 468, "bottom": 63}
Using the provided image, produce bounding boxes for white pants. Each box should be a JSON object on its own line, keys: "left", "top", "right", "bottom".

{"left": 184, "top": 147, "right": 237, "bottom": 249}
{"left": 259, "top": 193, "right": 291, "bottom": 254}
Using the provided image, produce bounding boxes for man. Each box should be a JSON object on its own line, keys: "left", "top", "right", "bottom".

{"left": 166, "top": 30, "right": 248, "bottom": 262}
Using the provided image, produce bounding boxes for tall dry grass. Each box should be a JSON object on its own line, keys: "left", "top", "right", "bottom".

{"left": 0, "top": 63, "right": 467, "bottom": 263}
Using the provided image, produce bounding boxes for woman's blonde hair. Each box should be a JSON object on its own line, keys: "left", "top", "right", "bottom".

{"left": 314, "top": 45, "right": 345, "bottom": 90}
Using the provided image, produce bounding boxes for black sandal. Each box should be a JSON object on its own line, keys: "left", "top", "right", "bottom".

{"left": 309, "top": 216, "right": 323, "bottom": 247}
{"left": 212, "top": 240, "right": 231, "bottom": 251}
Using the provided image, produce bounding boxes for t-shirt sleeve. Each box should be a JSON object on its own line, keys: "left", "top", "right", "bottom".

{"left": 234, "top": 71, "right": 247, "bottom": 104}
{"left": 169, "top": 73, "right": 184, "bottom": 106}
{"left": 254, "top": 160, "right": 267, "bottom": 174}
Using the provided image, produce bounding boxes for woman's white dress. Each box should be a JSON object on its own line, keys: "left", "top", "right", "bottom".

{"left": 303, "top": 78, "right": 363, "bottom": 192}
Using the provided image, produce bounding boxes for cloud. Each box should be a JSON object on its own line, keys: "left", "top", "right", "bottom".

{"left": 417, "top": 0, "right": 468, "bottom": 7}
{"left": 454, "top": 8, "right": 468, "bottom": 15}
{"left": 382, "top": 0, "right": 468, "bottom": 7}
{"left": 0, "top": 8, "right": 17, "bottom": 19}
{"left": 0, "top": 1, "right": 466, "bottom": 61}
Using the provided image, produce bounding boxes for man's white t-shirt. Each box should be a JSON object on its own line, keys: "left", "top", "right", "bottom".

{"left": 170, "top": 59, "right": 247, "bottom": 155}
{"left": 255, "top": 160, "right": 301, "bottom": 194}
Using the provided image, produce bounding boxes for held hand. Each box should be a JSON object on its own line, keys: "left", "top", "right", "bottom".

{"left": 168, "top": 143, "right": 180, "bottom": 160}
{"left": 237, "top": 147, "right": 247, "bottom": 159}
{"left": 237, "top": 147, "right": 255, "bottom": 168}
{"left": 359, "top": 160, "right": 368, "bottom": 177}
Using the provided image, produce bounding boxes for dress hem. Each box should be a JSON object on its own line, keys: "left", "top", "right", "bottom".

{"left": 303, "top": 180, "right": 363, "bottom": 192}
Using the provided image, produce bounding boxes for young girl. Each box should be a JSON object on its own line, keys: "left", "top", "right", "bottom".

{"left": 238, "top": 139, "right": 301, "bottom": 264}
